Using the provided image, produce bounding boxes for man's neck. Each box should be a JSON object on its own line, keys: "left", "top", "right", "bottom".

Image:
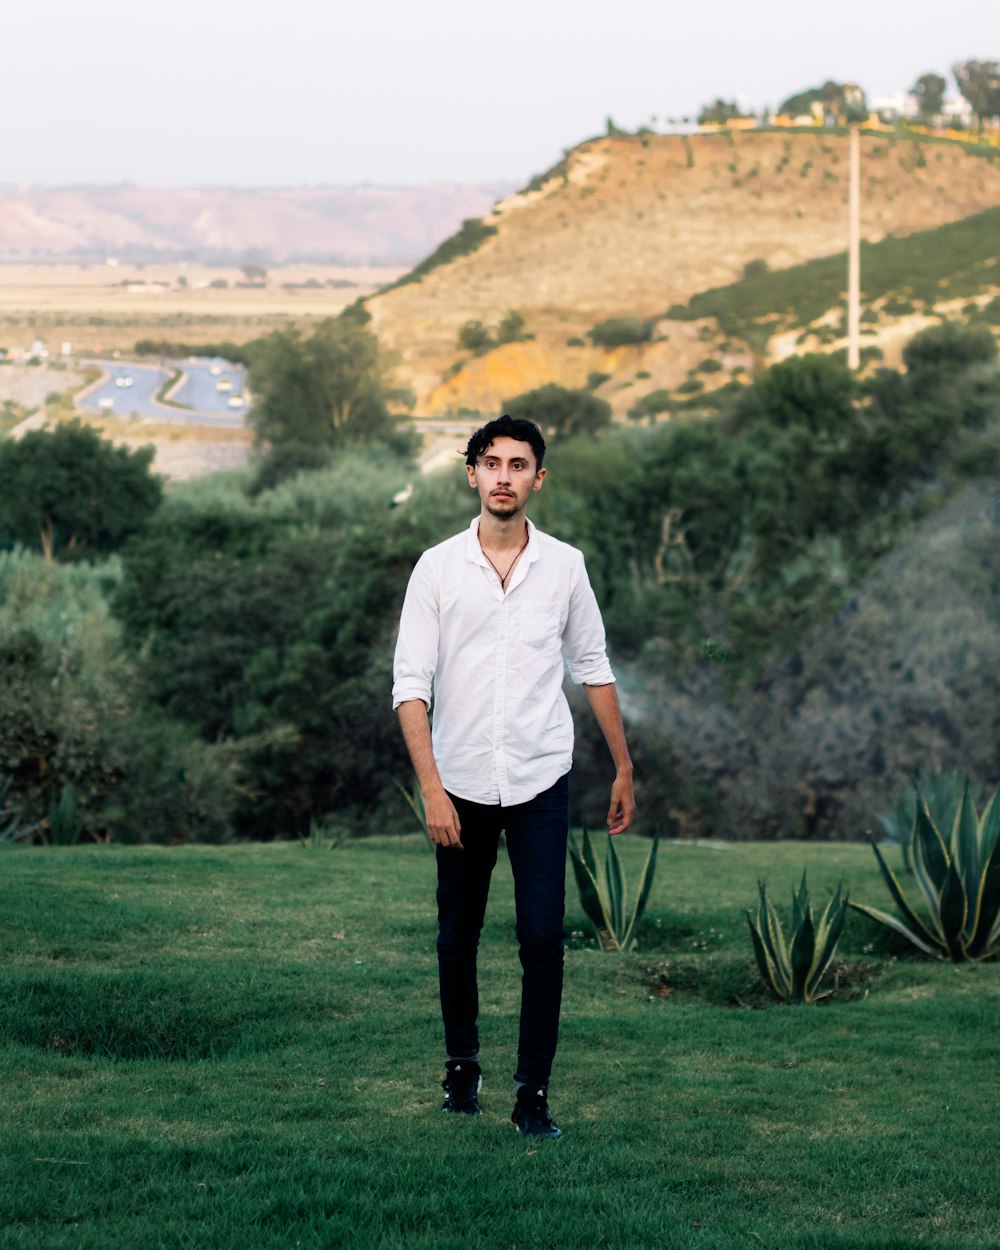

{"left": 478, "top": 509, "right": 529, "bottom": 552}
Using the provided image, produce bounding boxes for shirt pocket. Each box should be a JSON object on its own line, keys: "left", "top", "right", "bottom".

{"left": 519, "top": 601, "right": 562, "bottom": 650}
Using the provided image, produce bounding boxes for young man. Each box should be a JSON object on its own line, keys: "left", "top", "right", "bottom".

{"left": 392, "top": 414, "right": 634, "bottom": 1139}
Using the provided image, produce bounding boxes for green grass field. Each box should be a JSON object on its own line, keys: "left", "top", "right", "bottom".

{"left": 2, "top": 837, "right": 997, "bottom": 1250}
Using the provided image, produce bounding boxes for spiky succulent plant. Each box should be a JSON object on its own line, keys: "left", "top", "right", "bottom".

{"left": 747, "top": 872, "right": 849, "bottom": 1003}
{"left": 852, "top": 787, "right": 1000, "bottom": 962}
{"left": 568, "top": 828, "right": 659, "bottom": 952}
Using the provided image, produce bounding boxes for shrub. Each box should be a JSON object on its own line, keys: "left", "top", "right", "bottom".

{"left": 503, "top": 383, "right": 611, "bottom": 441}
{"left": 697, "top": 358, "right": 724, "bottom": 373}
{"left": 497, "top": 309, "right": 526, "bottom": 343}
{"left": 588, "top": 317, "right": 652, "bottom": 348}
{"left": 565, "top": 337, "right": 585, "bottom": 348}
{"left": 587, "top": 371, "right": 611, "bottom": 390}
{"left": 743, "top": 258, "right": 769, "bottom": 280}
{"left": 457, "top": 320, "right": 492, "bottom": 352}
{"left": 627, "top": 389, "right": 673, "bottom": 420}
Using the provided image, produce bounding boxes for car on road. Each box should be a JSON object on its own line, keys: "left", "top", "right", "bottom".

{"left": 115, "top": 375, "right": 134, "bottom": 388}
{"left": 98, "top": 397, "right": 114, "bottom": 411}
{"left": 227, "top": 394, "right": 245, "bottom": 409}
{"left": 217, "top": 377, "right": 233, "bottom": 392}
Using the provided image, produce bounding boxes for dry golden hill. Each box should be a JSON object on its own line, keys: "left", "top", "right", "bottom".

{"left": 366, "top": 130, "right": 1000, "bottom": 415}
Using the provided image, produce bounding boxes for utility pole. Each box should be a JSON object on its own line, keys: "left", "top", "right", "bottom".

{"left": 847, "top": 121, "right": 861, "bottom": 370}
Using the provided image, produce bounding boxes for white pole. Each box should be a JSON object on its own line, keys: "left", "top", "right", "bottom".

{"left": 847, "top": 124, "right": 861, "bottom": 371}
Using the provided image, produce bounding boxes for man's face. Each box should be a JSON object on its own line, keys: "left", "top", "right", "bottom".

{"left": 466, "top": 436, "right": 545, "bottom": 520}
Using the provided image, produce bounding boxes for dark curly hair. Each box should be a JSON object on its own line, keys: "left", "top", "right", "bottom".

{"left": 464, "top": 414, "right": 546, "bottom": 471}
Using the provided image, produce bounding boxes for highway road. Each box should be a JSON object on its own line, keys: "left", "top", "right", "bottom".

{"left": 78, "top": 358, "right": 247, "bottom": 427}
{"left": 169, "top": 357, "right": 249, "bottom": 414}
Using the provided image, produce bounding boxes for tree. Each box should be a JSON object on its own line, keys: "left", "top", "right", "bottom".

{"left": 902, "top": 319, "right": 998, "bottom": 384}
{"left": 911, "top": 72, "right": 947, "bottom": 122}
{"left": 0, "top": 421, "right": 161, "bottom": 560}
{"left": 697, "top": 99, "right": 750, "bottom": 125}
{"left": 247, "top": 317, "right": 416, "bottom": 486}
{"left": 503, "top": 383, "right": 611, "bottom": 442}
{"left": 779, "top": 81, "right": 857, "bottom": 122}
{"left": 952, "top": 60, "right": 1000, "bottom": 132}
{"left": 240, "top": 263, "right": 267, "bottom": 283}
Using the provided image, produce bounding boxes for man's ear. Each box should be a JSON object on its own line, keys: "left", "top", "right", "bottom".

{"left": 466, "top": 464, "right": 478, "bottom": 488}
{"left": 532, "top": 467, "right": 547, "bottom": 492}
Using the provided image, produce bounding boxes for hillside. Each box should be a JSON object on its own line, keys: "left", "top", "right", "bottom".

{"left": 0, "top": 182, "right": 510, "bottom": 266}
{"left": 365, "top": 130, "right": 1000, "bottom": 414}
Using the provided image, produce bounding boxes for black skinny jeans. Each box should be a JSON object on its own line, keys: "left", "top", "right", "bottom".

{"left": 435, "top": 773, "right": 570, "bottom": 1090}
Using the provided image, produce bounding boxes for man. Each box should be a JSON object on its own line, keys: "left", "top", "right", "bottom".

{"left": 392, "top": 413, "right": 634, "bottom": 1139}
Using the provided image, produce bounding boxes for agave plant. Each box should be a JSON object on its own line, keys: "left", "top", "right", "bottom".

{"left": 746, "top": 872, "right": 849, "bottom": 1003}
{"left": 394, "top": 777, "right": 432, "bottom": 846}
{"left": 851, "top": 787, "right": 1000, "bottom": 961}
{"left": 48, "top": 785, "right": 83, "bottom": 846}
{"left": 568, "top": 828, "right": 659, "bottom": 952}
{"left": 873, "top": 771, "right": 983, "bottom": 871}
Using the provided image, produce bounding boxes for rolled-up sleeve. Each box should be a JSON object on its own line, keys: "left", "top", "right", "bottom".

{"left": 392, "top": 554, "right": 440, "bottom": 710}
{"left": 562, "top": 554, "right": 616, "bottom": 686}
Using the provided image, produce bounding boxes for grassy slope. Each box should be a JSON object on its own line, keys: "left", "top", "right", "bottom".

{"left": 1, "top": 839, "right": 997, "bottom": 1250}
{"left": 366, "top": 130, "right": 1000, "bottom": 414}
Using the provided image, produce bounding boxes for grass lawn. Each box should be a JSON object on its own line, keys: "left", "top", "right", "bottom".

{"left": 1, "top": 837, "right": 997, "bottom": 1250}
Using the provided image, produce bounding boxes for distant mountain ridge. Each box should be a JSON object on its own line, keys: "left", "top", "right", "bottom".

{"left": 0, "top": 182, "right": 512, "bottom": 265}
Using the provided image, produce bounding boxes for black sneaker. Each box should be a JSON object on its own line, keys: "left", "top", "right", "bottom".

{"left": 512, "top": 1086, "right": 561, "bottom": 1138}
{"left": 441, "top": 1060, "right": 482, "bottom": 1115}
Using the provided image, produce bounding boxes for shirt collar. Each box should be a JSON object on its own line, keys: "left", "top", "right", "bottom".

{"left": 465, "top": 515, "right": 540, "bottom": 570}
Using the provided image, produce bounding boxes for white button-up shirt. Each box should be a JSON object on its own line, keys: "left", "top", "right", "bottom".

{"left": 392, "top": 516, "right": 616, "bottom": 806}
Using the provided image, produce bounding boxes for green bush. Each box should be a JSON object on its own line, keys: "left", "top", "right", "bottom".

{"left": 497, "top": 309, "right": 527, "bottom": 343}
{"left": 503, "top": 383, "right": 612, "bottom": 442}
{"left": 627, "top": 389, "right": 673, "bottom": 420}
{"left": 588, "top": 317, "right": 652, "bottom": 348}
{"left": 457, "top": 319, "right": 492, "bottom": 352}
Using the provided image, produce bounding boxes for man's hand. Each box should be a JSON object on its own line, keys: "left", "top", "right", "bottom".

{"left": 425, "top": 789, "right": 463, "bottom": 849}
{"left": 607, "top": 768, "right": 635, "bottom": 836}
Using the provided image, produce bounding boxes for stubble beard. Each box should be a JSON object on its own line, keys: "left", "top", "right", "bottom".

{"left": 485, "top": 496, "right": 523, "bottom": 522}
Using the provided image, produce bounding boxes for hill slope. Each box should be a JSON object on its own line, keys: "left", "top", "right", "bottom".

{"left": 366, "top": 130, "right": 1000, "bottom": 413}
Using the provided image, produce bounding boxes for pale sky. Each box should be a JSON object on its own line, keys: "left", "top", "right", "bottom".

{"left": 3, "top": 0, "right": 995, "bottom": 187}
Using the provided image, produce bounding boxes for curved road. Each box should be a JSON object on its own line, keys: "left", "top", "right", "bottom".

{"left": 78, "top": 358, "right": 248, "bottom": 428}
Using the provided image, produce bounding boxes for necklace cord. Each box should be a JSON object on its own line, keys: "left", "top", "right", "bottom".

{"left": 480, "top": 526, "right": 530, "bottom": 590}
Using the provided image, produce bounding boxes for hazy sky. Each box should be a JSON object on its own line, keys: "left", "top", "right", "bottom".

{"left": 4, "top": 0, "right": 995, "bottom": 187}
